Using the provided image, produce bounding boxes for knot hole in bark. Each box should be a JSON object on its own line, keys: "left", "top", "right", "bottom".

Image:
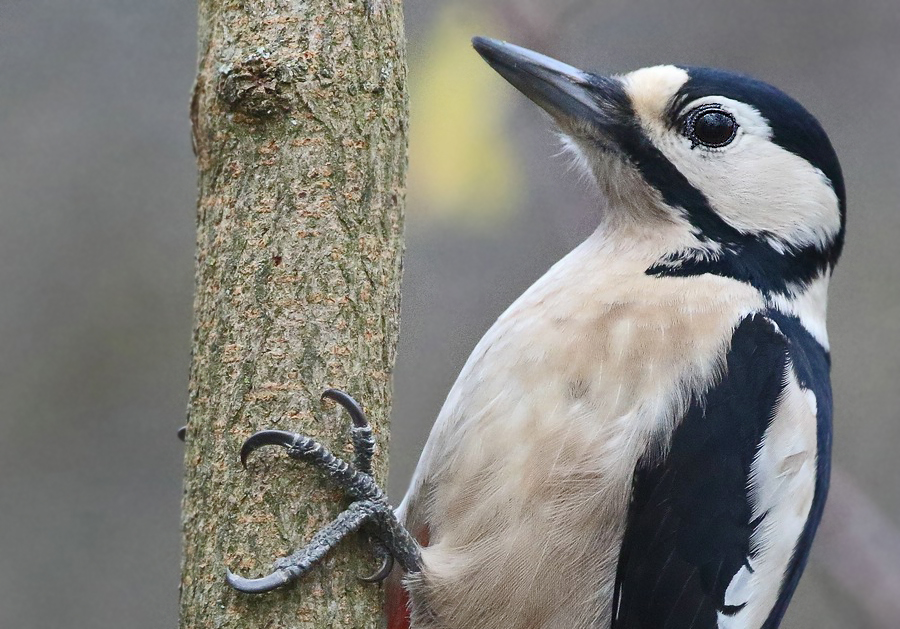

{"left": 217, "top": 55, "right": 295, "bottom": 119}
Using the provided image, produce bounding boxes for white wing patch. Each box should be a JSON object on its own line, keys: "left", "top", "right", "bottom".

{"left": 718, "top": 365, "right": 818, "bottom": 628}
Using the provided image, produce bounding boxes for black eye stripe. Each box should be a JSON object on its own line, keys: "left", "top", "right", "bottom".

{"left": 683, "top": 104, "right": 739, "bottom": 148}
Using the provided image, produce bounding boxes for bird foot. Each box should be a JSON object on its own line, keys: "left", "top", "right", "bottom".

{"left": 225, "top": 389, "right": 421, "bottom": 594}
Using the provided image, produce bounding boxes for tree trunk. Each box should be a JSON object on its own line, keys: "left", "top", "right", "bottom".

{"left": 179, "top": 1, "right": 407, "bottom": 627}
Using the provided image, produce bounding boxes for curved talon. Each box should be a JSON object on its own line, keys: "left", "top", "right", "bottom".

{"left": 240, "top": 430, "right": 300, "bottom": 467}
{"left": 226, "top": 567, "right": 293, "bottom": 594}
{"left": 177, "top": 426, "right": 187, "bottom": 442}
{"left": 322, "top": 389, "right": 369, "bottom": 428}
{"left": 358, "top": 554, "right": 394, "bottom": 583}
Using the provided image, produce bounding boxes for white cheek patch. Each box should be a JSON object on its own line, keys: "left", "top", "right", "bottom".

{"left": 635, "top": 94, "right": 842, "bottom": 252}
{"left": 685, "top": 138, "right": 842, "bottom": 251}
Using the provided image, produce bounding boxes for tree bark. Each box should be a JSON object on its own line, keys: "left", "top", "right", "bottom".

{"left": 179, "top": 1, "right": 406, "bottom": 628}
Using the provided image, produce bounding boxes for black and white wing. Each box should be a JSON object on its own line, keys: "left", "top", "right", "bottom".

{"left": 611, "top": 313, "right": 831, "bottom": 629}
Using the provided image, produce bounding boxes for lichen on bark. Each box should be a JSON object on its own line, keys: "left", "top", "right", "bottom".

{"left": 180, "top": 1, "right": 407, "bottom": 627}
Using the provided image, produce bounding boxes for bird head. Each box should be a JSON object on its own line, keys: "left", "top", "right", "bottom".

{"left": 473, "top": 37, "right": 845, "bottom": 296}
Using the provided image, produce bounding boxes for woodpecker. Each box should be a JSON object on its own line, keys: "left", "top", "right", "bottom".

{"left": 226, "top": 37, "right": 844, "bottom": 629}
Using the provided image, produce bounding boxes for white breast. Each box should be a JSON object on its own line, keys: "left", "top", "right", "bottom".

{"left": 399, "top": 230, "right": 766, "bottom": 629}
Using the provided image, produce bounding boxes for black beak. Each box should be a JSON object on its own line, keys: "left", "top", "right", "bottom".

{"left": 472, "top": 37, "right": 629, "bottom": 132}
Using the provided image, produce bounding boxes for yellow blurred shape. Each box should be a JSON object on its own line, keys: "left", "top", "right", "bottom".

{"left": 408, "top": 7, "right": 522, "bottom": 226}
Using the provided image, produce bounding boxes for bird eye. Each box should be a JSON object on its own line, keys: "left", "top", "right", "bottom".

{"left": 684, "top": 105, "right": 738, "bottom": 148}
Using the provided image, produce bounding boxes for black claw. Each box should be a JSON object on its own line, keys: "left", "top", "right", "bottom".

{"left": 177, "top": 426, "right": 187, "bottom": 442}
{"left": 358, "top": 554, "right": 394, "bottom": 583}
{"left": 322, "top": 389, "right": 368, "bottom": 428}
{"left": 239, "top": 430, "right": 300, "bottom": 467}
{"left": 226, "top": 568, "right": 293, "bottom": 594}
{"left": 228, "top": 392, "right": 407, "bottom": 596}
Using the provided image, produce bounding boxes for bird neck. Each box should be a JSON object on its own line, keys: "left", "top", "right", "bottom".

{"left": 766, "top": 273, "right": 831, "bottom": 350}
{"left": 645, "top": 233, "right": 833, "bottom": 298}
{"left": 587, "top": 217, "right": 832, "bottom": 350}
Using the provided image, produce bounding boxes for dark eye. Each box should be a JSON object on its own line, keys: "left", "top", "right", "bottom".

{"left": 685, "top": 105, "right": 738, "bottom": 148}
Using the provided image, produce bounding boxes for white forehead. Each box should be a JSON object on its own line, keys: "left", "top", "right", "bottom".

{"left": 619, "top": 65, "right": 689, "bottom": 123}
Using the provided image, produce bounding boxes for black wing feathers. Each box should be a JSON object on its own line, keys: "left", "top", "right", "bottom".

{"left": 611, "top": 314, "right": 790, "bottom": 628}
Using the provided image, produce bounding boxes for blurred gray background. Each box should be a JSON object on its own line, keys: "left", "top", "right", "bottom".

{"left": 0, "top": 0, "right": 897, "bottom": 627}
